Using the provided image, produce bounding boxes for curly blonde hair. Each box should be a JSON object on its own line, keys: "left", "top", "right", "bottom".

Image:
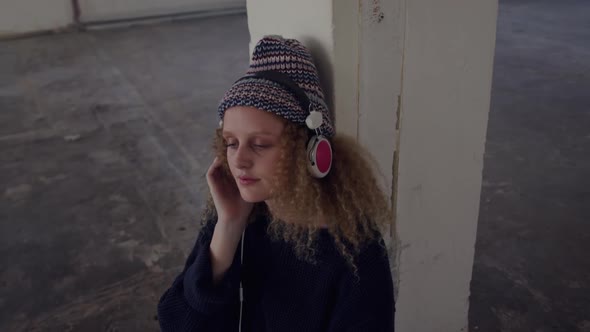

{"left": 203, "top": 119, "right": 393, "bottom": 271}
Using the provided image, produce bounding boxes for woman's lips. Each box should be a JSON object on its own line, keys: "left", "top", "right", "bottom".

{"left": 238, "top": 177, "right": 259, "bottom": 185}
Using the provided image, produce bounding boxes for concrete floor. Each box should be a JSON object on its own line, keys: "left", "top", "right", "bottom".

{"left": 469, "top": 1, "right": 590, "bottom": 331}
{"left": 0, "top": 2, "right": 588, "bottom": 332}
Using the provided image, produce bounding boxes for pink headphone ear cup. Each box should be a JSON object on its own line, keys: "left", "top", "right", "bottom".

{"left": 306, "top": 136, "right": 332, "bottom": 178}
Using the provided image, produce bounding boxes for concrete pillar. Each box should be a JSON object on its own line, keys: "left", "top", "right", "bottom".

{"left": 395, "top": 1, "right": 498, "bottom": 331}
{"left": 247, "top": 0, "right": 498, "bottom": 330}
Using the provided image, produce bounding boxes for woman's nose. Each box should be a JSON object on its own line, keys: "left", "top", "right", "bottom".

{"left": 234, "top": 146, "right": 253, "bottom": 169}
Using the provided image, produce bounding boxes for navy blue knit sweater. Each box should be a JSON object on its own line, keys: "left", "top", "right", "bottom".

{"left": 157, "top": 217, "right": 395, "bottom": 331}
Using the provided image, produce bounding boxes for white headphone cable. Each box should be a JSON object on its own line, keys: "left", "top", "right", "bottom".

{"left": 238, "top": 230, "right": 245, "bottom": 332}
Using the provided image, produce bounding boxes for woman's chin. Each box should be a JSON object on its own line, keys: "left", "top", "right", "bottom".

{"left": 238, "top": 189, "right": 268, "bottom": 203}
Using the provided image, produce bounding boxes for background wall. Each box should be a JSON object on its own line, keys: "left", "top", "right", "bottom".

{"left": 0, "top": 0, "right": 245, "bottom": 35}
{"left": 0, "top": 0, "right": 72, "bottom": 35}
{"left": 78, "top": 0, "right": 245, "bottom": 22}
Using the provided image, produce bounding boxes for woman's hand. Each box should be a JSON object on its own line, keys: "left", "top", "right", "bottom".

{"left": 206, "top": 157, "right": 253, "bottom": 229}
{"left": 207, "top": 157, "right": 253, "bottom": 283}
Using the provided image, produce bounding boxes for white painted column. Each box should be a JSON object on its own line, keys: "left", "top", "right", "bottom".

{"left": 395, "top": 1, "right": 498, "bottom": 331}
{"left": 247, "top": 0, "right": 498, "bottom": 331}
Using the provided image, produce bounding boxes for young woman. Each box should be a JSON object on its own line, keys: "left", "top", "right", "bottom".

{"left": 158, "top": 35, "right": 395, "bottom": 332}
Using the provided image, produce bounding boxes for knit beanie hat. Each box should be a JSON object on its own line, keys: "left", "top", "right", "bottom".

{"left": 218, "top": 35, "right": 334, "bottom": 138}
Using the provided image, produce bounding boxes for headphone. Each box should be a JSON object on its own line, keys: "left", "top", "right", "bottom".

{"left": 233, "top": 71, "right": 333, "bottom": 178}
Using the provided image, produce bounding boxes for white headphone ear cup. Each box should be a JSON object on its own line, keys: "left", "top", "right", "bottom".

{"left": 306, "top": 135, "right": 332, "bottom": 178}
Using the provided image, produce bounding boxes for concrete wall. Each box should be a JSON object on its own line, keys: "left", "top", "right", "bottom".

{"left": 0, "top": 0, "right": 72, "bottom": 35}
{"left": 79, "top": 0, "right": 245, "bottom": 22}
{"left": 247, "top": 0, "right": 335, "bottom": 116}
{"left": 394, "top": 0, "right": 498, "bottom": 330}
{"left": 0, "top": 0, "right": 245, "bottom": 35}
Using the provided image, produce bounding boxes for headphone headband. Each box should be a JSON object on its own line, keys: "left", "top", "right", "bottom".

{"left": 235, "top": 71, "right": 312, "bottom": 114}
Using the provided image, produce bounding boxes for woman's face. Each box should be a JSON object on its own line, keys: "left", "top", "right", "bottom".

{"left": 222, "top": 106, "right": 285, "bottom": 203}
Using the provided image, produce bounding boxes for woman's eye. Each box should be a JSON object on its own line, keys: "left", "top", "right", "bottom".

{"left": 223, "top": 139, "right": 271, "bottom": 150}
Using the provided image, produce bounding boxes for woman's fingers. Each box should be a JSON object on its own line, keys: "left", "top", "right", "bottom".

{"left": 207, "top": 157, "right": 221, "bottom": 177}
{"left": 207, "top": 157, "right": 237, "bottom": 199}
{"left": 207, "top": 157, "right": 224, "bottom": 187}
{"left": 205, "top": 157, "right": 253, "bottom": 225}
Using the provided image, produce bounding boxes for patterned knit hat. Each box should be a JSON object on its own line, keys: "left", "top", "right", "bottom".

{"left": 218, "top": 35, "right": 334, "bottom": 138}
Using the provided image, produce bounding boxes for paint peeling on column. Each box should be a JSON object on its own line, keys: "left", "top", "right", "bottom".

{"left": 391, "top": 148, "right": 401, "bottom": 301}
{"left": 356, "top": 0, "right": 362, "bottom": 140}
{"left": 393, "top": 0, "right": 409, "bottom": 268}
{"left": 391, "top": 0, "right": 409, "bottom": 296}
{"left": 395, "top": 95, "right": 401, "bottom": 130}
{"left": 372, "top": 0, "right": 385, "bottom": 23}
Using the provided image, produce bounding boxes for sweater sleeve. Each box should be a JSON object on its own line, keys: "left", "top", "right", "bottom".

{"left": 157, "top": 219, "right": 241, "bottom": 331}
{"left": 327, "top": 239, "right": 396, "bottom": 332}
